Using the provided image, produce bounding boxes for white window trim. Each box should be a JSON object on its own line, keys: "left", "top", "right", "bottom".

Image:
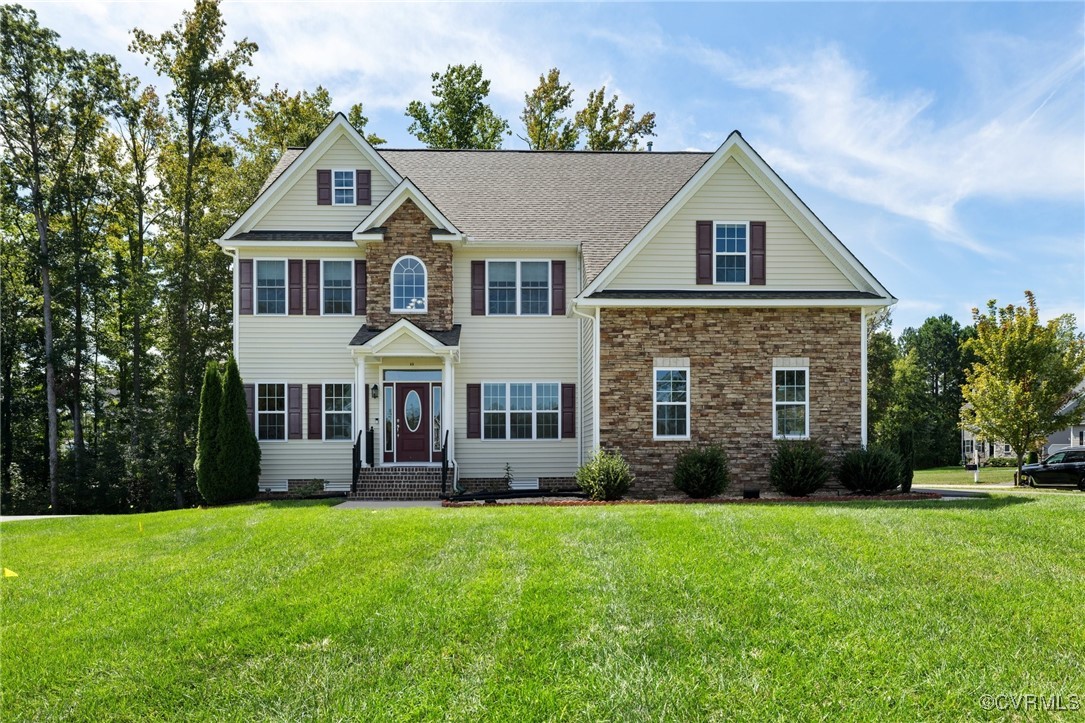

{"left": 332, "top": 168, "right": 355, "bottom": 206}
{"left": 254, "top": 258, "right": 288, "bottom": 316}
{"left": 653, "top": 366, "right": 691, "bottom": 441}
{"left": 320, "top": 258, "right": 355, "bottom": 316}
{"left": 772, "top": 365, "right": 810, "bottom": 440}
{"left": 481, "top": 380, "right": 562, "bottom": 441}
{"left": 256, "top": 381, "right": 288, "bottom": 443}
{"left": 485, "top": 259, "right": 551, "bottom": 316}
{"left": 713, "top": 221, "right": 751, "bottom": 286}
{"left": 390, "top": 255, "right": 428, "bottom": 314}
{"left": 322, "top": 381, "right": 354, "bottom": 442}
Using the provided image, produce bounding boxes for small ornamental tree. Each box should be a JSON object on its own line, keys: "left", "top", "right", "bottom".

{"left": 216, "top": 357, "right": 260, "bottom": 502}
{"left": 962, "top": 291, "right": 1085, "bottom": 486}
{"left": 195, "top": 361, "right": 222, "bottom": 502}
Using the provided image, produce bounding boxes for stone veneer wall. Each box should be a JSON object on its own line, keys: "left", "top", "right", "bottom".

{"left": 364, "top": 198, "right": 454, "bottom": 331}
{"left": 598, "top": 307, "right": 862, "bottom": 496}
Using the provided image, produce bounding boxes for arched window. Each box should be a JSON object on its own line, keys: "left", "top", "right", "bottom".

{"left": 391, "top": 256, "right": 427, "bottom": 312}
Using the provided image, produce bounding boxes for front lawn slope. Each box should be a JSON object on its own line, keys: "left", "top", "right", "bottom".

{"left": 2, "top": 497, "right": 1084, "bottom": 721}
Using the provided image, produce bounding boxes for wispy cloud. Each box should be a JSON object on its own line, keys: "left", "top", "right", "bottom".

{"left": 686, "top": 39, "right": 1085, "bottom": 257}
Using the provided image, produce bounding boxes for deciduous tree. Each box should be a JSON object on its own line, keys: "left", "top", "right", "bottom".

{"left": 575, "top": 86, "right": 656, "bottom": 151}
{"left": 961, "top": 291, "right": 1085, "bottom": 485}
{"left": 520, "top": 68, "right": 578, "bottom": 150}
{"left": 406, "top": 63, "right": 510, "bottom": 149}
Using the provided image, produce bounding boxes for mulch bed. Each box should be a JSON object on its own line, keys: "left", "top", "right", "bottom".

{"left": 443, "top": 492, "right": 941, "bottom": 507}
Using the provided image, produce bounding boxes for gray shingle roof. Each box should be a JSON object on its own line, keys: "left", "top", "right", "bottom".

{"left": 377, "top": 150, "right": 710, "bottom": 281}
{"left": 258, "top": 148, "right": 304, "bottom": 195}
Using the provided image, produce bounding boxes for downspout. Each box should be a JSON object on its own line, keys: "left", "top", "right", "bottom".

{"left": 220, "top": 245, "right": 240, "bottom": 358}
{"left": 860, "top": 307, "right": 868, "bottom": 447}
{"left": 571, "top": 300, "right": 599, "bottom": 457}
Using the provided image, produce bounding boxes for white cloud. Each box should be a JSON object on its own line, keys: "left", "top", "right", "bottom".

{"left": 687, "top": 41, "right": 1085, "bottom": 256}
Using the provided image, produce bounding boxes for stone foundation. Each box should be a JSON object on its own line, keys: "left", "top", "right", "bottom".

{"left": 598, "top": 306, "right": 863, "bottom": 497}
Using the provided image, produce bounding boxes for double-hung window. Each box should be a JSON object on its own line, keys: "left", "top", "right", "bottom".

{"left": 332, "top": 170, "right": 355, "bottom": 206}
{"left": 483, "top": 382, "right": 560, "bottom": 440}
{"left": 322, "top": 260, "right": 352, "bottom": 314}
{"left": 257, "top": 383, "right": 286, "bottom": 441}
{"left": 487, "top": 261, "right": 550, "bottom": 315}
{"left": 255, "top": 260, "right": 286, "bottom": 315}
{"left": 715, "top": 222, "right": 748, "bottom": 284}
{"left": 773, "top": 367, "right": 809, "bottom": 439}
{"left": 324, "top": 383, "right": 352, "bottom": 441}
{"left": 654, "top": 367, "right": 689, "bottom": 439}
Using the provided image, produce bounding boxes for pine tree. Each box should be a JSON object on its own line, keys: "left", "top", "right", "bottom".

{"left": 216, "top": 357, "right": 260, "bottom": 502}
{"left": 195, "top": 360, "right": 222, "bottom": 502}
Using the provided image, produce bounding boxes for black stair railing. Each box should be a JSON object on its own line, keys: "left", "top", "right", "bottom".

{"left": 441, "top": 430, "right": 451, "bottom": 496}
{"left": 351, "top": 430, "right": 362, "bottom": 496}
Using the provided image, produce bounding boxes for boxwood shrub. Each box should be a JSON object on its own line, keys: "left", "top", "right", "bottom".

{"left": 838, "top": 445, "right": 904, "bottom": 495}
{"left": 673, "top": 446, "right": 730, "bottom": 498}
{"left": 576, "top": 449, "right": 634, "bottom": 501}
{"left": 769, "top": 439, "right": 830, "bottom": 497}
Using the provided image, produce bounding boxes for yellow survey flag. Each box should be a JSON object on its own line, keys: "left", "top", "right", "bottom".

{"left": 3, "top": 568, "right": 17, "bottom": 578}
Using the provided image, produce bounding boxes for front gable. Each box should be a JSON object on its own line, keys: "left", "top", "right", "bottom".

{"left": 224, "top": 114, "right": 402, "bottom": 238}
{"left": 582, "top": 133, "right": 893, "bottom": 303}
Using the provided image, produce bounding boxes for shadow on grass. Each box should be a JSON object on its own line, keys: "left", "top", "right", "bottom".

{"left": 765, "top": 495, "right": 1036, "bottom": 512}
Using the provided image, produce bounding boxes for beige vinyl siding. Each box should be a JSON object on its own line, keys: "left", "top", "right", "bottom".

{"left": 251, "top": 136, "right": 395, "bottom": 231}
{"left": 452, "top": 246, "right": 581, "bottom": 480}
{"left": 237, "top": 259, "right": 364, "bottom": 488}
{"left": 580, "top": 315, "right": 595, "bottom": 462}
{"left": 609, "top": 157, "right": 854, "bottom": 290}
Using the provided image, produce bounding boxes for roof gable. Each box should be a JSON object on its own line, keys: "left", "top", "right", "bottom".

{"left": 222, "top": 114, "right": 402, "bottom": 240}
{"left": 352, "top": 178, "right": 464, "bottom": 242}
{"left": 580, "top": 132, "right": 894, "bottom": 301}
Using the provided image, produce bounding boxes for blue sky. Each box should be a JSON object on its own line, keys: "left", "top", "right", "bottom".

{"left": 27, "top": 1, "right": 1085, "bottom": 334}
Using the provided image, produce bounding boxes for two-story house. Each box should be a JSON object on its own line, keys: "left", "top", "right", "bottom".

{"left": 216, "top": 114, "right": 895, "bottom": 499}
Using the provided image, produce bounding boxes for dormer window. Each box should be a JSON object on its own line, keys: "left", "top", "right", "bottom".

{"left": 391, "top": 256, "right": 427, "bottom": 313}
{"left": 715, "top": 222, "right": 749, "bottom": 284}
{"left": 333, "top": 170, "right": 355, "bottom": 205}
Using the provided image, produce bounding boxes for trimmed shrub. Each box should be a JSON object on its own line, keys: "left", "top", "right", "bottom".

{"left": 674, "top": 445, "right": 730, "bottom": 498}
{"left": 838, "top": 446, "right": 904, "bottom": 495}
{"left": 769, "top": 439, "right": 830, "bottom": 497}
{"left": 195, "top": 361, "right": 223, "bottom": 503}
{"left": 216, "top": 357, "right": 261, "bottom": 503}
{"left": 1027, "top": 450, "right": 1038, "bottom": 464}
{"left": 985, "top": 456, "right": 1017, "bottom": 468}
{"left": 576, "top": 449, "right": 633, "bottom": 501}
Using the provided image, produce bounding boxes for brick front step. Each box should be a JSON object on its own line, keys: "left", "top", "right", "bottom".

{"left": 351, "top": 466, "right": 447, "bottom": 500}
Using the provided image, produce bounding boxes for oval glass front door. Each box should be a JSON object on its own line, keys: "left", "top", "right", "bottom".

{"left": 404, "top": 390, "right": 422, "bottom": 432}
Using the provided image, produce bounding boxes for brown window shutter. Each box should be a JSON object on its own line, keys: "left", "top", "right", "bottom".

{"left": 306, "top": 260, "right": 320, "bottom": 315}
{"left": 471, "top": 261, "right": 486, "bottom": 315}
{"left": 551, "top": 260, "right": 566, "bottom": 316}
{"left": 466, "top": 384, "right": 481, "bottom": 438}
{"left": 561, "top": 383, "right": 576, "bottom": 439}
{"left": 288, "top": 259, "right": 303, "bottom": 315}
{"left": 356, "top": 169, "right": 371, "bottom": 205}
{"left": 239, "top": 259, "right": 254, "bottom": 315}
{"left": 244, "top": 384, "right": 255, "bottom": 430}
{"left": 308, "top": 384, "right": 323, "bottom": 440}
{"left": 696, "top": 220, "right": 713, "bottom": 284}
{"left": 355, "top": 260, "right": 367, "bottom": 315}
{"left": 317, "top": 169, "right": 331, "bottom": 205}
{"left": 288, "top": 384, "right": 302, "bottom": 439}
{"left": 750, "top": 221, "right": 766, "bottom": 286}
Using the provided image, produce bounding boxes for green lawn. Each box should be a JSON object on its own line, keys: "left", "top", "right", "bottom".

{"left": 913, "top": 465, "right": 1019, "bottom": 486}
{"left": 3, "top": 496, "right": 1085, "bottom": 721}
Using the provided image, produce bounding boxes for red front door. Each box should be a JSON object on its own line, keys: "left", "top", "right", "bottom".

{"left": 395, "top": 383, "right": 429, "bottom": 462}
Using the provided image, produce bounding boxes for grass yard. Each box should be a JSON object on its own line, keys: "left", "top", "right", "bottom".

{"left": 913, "top": 465, "right": 1020, "bottom": 486}
{"left": 3, "top": 496, "right": 1085, "bottom": 722}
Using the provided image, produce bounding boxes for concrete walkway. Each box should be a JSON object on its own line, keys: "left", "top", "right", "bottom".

{"left": 0, "top": 515, "right": 80, "bottom": 523}
{"left": 335, "top": 500, "right": 443, "bottom": 510}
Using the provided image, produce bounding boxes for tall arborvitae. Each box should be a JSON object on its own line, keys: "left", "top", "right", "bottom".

{"left": 195, "top": 360, "right": 222, "bottom": 503}
{"left": 216, "top": 357, "right": 259, "bottom": 502}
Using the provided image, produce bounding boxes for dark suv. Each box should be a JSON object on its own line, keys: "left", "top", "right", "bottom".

{"left": 1021, "top": 447, "right": 1085, "bottom": 490}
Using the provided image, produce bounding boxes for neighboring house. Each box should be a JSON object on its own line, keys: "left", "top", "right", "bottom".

{"left": 960, "top": 428, "right": 1016, "bottom": 465}
{"left": 216, "top": 114, "right": 895, "bottom": 499}
{"left": 1046, "top": 393, "right": 1085, "bottom": 455}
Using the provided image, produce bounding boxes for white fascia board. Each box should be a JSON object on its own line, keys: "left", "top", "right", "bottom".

{"left": 579, "top": 131, "right": 893, "bottom": 301}
{"left": 573, "top": 297, "right": 896, "bottom": 309}
{"left": 351, "top": 178, "right": 463, "bottom": 240}
{"left": 222, "top": 114, "right": 402, "bottom": 239}
{"left": 216, "top": 239, "right": 358, "bottom": 251}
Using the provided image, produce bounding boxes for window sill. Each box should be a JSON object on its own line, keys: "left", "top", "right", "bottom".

{"left": 653, "top": 435, "right": 691, "bottom": 442}
{"left": 392, "top": 309, "right": 428, "bottom": 315}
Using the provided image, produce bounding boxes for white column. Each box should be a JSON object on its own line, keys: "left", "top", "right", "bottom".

{"left": 444, "top": 353, "right": 455, "bottom": 461}
{"left": 355, "top": 354, "right": 366, "bottom": 439}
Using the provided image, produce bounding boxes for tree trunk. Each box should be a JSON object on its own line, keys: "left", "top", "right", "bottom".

{"left": 36, "top": 212, "right": 60, "bottom": 511}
